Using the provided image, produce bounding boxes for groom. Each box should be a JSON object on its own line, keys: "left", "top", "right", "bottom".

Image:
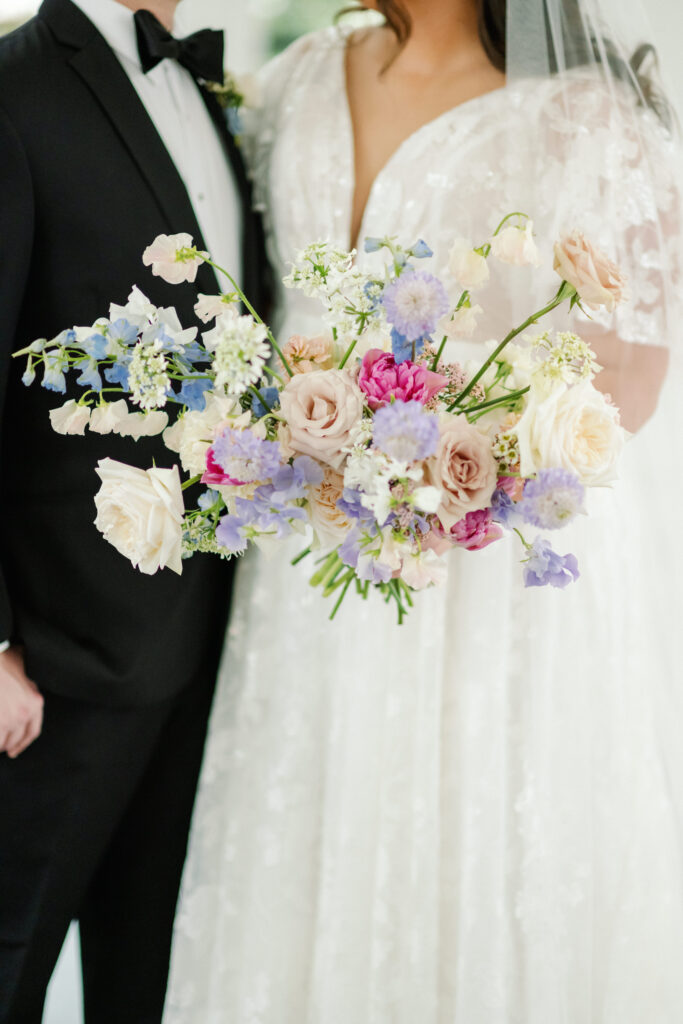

{"left": 0, "top": 0, "right": 268, "bottom": 1020}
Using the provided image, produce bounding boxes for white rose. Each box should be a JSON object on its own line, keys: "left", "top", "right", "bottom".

{"left": 513, "top": 379, "right": 626, "bottom": 485}
{"left": 490, "top": 222, "right": 540, "bottom": 267}
{"left": 448, "top": 238, "right": 490, "bottom": 291}
{"left": 49, "top": 400, "right": 90, "bottom": 435}
{"left": 94, "top": 458, "right": 185, "bottom": 574}
{"left": 116, "top": 410, "right": 169, "bottom": 439}
{"left": 89, "top": 399, "right": 130, "bottom": 435}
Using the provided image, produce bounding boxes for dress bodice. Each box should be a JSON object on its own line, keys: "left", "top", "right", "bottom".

{"left": 244, "top": 26, "right": 680, "bottom": 351}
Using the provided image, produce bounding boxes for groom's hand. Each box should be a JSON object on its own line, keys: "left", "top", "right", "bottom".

{"left": 0, "top": 647, "right": 44, "bottom": 758}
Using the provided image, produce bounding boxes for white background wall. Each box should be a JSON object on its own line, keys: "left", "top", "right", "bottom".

{"left": 0, "top": 0, "right": 682, "bottom": 1020}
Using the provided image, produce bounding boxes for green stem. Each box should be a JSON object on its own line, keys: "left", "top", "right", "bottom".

{"left": 291, "top": 546, "right": 312, "bottom": 567}
{"left": 338, "top": 337, "right": 358, "bottom": 370}
{"left": 203, "top": 257, "right": 294, "bottom": 378}
{"left": 309, "top": 552, "right": 342, "bottom": 589}
{"left": 329, "top": 575, "right": 353, "bottom": 620}
{"left": 448, "top": 281, "right": 575, "bottom": 412}
{"left": 459, "top": 385, "right": 530, "bottom": 417}
{"left": 181, "top": 474, "right": 202, "bottom": 491}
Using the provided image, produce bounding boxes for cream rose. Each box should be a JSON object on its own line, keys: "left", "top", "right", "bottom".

{"left": 513, "top": 379, "right": 626, "bottom": 485}
{"left": 553, "top": 232, "right": 627, "bottom": 312}
{"left": 280, "top": 369, "right": 364, "bottom": 470}
{"left": 94, "top": 458, "right": 185, "bottom": 574}
{"left": 307, "top": 468, "right": 353, "bottom": 550}
{"left": 424, "top": 413, "right": 498, "bottom": 530}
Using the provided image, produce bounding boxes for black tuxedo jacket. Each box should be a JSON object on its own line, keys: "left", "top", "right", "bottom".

{"left": 0, "top": 0, "right": 270, "bottom": 706}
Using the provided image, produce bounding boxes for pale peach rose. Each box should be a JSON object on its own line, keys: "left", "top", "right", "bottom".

{"left": 280, "top": 369, "right": 364, "bottom": 470}
{"left": 553, "top": 232, "right": 627, "bottom": 312}
{"left": 281, "top": 334, "right": 335, "bottom": 374}
{"left": 307, "top": 467, "right": 353, "bottom": 550}
{"left": 424, "top": 413, "right": 498, "bottom": 530}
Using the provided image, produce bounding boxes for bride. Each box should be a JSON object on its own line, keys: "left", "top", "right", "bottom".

{"left": 166, "top": 1, "right": 683, "bottom": 1021}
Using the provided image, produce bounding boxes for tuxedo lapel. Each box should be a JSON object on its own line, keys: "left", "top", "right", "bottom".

{"left": 39, "top": 0, "right": 218, "bottom": 294}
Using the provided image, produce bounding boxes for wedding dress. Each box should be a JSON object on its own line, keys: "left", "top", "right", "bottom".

{"left": 165, "top": 23, "right": 683, "bottom": 1024}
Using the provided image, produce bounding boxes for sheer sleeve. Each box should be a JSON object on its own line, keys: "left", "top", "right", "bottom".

{"left": 539, "top": 74, "right": 683, "bottom": 350}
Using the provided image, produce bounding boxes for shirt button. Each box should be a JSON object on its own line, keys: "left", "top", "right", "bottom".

{"left": 197, "top": 192, "right": 206, "bottom": 202}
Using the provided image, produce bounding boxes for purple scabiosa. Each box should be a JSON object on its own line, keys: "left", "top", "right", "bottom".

{"left": 210, "top": 426, "right": 282, "bottom": 485}
{"left": 372, "top": 400, "right": 440, "bottom": 463}
{"left": 518, "top": 469, "right": 585, "bottom": 529}
{"left": 382, "top": 270, "right": 449, "bottom": 342}
{"left": 523, "top": 536, "right": 580, "bottom": 589}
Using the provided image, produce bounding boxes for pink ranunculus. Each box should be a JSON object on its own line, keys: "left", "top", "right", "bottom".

{"left": 497, "top": 475, "right": 525, "bottom": 501}
{"left": 450, "top": 508, "right": 503, "bottom": 551}
{"left": 420, "top": 523, "right": 457, "bottom": 557}
{"left": 358, "top": 349, "right": 448, "bottom": 411}
{"left": 201, "top": 446, "right": 245, "bottom": 487}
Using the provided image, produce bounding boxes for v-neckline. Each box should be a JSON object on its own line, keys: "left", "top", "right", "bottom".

{"left": 335, "top": 27, "right": 509, "bottom": 252}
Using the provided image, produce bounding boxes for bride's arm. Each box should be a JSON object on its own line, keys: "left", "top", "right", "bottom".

{"left": 589, "top": 334, "right": 669, "bottom": 432}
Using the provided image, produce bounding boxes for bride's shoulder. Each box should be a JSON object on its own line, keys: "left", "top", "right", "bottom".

{"left": 257, "top": 25, "right": 348, "bottom": 98}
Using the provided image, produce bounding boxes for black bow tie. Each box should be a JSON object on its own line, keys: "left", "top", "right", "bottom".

{"left": 134, "top": 9, "right": 224, "bottom": 83}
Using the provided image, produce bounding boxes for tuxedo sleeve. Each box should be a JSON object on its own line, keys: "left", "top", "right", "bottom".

{"left": 0, "top": 102, "right": 35, "bottom": 641}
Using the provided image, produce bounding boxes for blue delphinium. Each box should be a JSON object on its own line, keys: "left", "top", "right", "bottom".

{"left": 42, "top": 347, "right": 68, "bottom": 393}
{"left": 410, "top": 239, "right": 433, "bottom": 259}
{"left": 390, "top": 327, "right": 424, "bottom": 365}
{"left": 251, "top": 386, "right": 280, "bottom": 418}
{"left": 373, "top": 399, "right": 440, "bottom": 463}
{"left": 197, "top": 489, "right": 220, "bottom": 511}
{"left": 382, "top": 270, "right": 449, "bottom": 342}
{"left": 518, "top": 469, "right": 586, "bottom": 530}
{"left": 177, "top": 377, "right": 213, "bottom": 411}
{"left": 523, "top": 536, "right": 580, "bottom": 589}
{"left": 75, "top": 357, "right": 102, "bottom": 392}
{"left": 211, "top": 426, "right": 282, "bottom": 484}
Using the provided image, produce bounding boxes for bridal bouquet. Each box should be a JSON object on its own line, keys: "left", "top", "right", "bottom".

{"left": 15, "top": 217, "right": 627, "bottom": 621}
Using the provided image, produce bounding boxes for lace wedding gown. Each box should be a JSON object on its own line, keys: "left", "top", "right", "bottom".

{"left": 166, "top": 27, "right": 683, "bottom": 1024}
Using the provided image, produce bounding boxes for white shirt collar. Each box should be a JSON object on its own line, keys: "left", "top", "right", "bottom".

{"left": 70, "top": 1, "right": 185, "bottom": 69}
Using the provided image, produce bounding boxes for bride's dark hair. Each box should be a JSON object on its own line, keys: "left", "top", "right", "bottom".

{"left": 365, "top": 0, "right": 669, "bottom": 124}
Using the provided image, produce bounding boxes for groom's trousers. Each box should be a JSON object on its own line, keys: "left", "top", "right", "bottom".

{"left": 0, "top": 665, "right": 217, "bottom": 1024}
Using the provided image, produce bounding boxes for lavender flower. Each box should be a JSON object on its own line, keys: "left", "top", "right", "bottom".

{"left": 491, "top": 488, "right": 519, "bottom": 526}
{"left": 215, "top": 513, "right": 252, "bottom": 554}
{"left": 373, "top": 400, "right": 440, "bottom": 463}
{"left": 518, "top": 469, "right": 585, "bottom": 530}
{"left": 523, "top": 536, "right": 580, "bottom": 589}
{"left": 382, "top": 270, "right": 449, "bottom": 342}
{"left": 212, "top": 426, "right": 282, "bottom": 484}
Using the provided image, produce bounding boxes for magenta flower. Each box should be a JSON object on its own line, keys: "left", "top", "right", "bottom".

{"left": 359, "top": 349, "right": 448, "bottom": 411}
{"left": 450, "top": 509, "right": 503, "bottom": 551}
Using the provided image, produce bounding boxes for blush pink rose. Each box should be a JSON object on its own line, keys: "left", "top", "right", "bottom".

{"left": 451, "top": 509, "right": 503, "bottom": 551}
{"left": 279, "top": 369, "right": 364, "bottom": 470}
{"left": 553, "top": 232, "right": 627, "bottom": 312}
{"left": 425, "top": 413, "right": 498, "bottom": 530}
{"left": 359, "top": 349, "right": 448, "bottom": 410}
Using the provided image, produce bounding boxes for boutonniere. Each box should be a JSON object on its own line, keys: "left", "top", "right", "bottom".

{"left": 204, "top": 71, "right": 261, "bottom": 141}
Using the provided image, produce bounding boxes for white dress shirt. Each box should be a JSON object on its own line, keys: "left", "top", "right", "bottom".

{"left": 71, "top": 0, "right": 243, "bottom": 285}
